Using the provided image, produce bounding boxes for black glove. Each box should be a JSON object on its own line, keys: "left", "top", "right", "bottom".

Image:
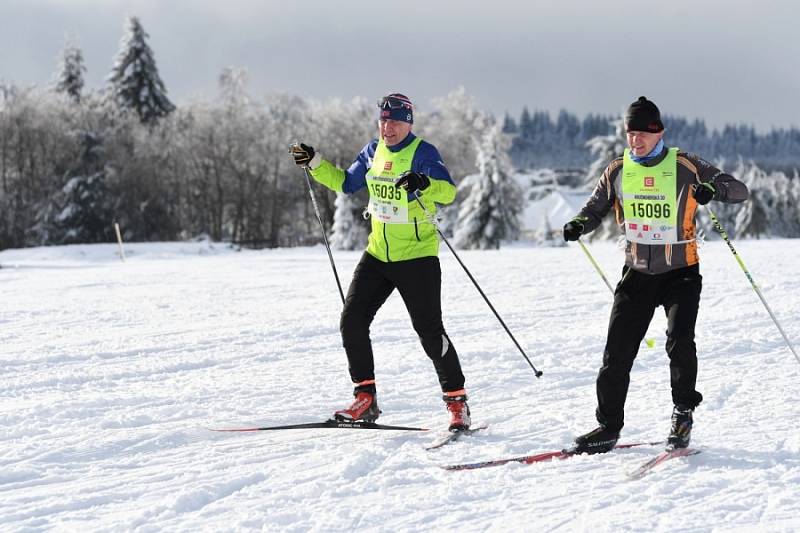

{"left": 290, "top": 143, "right": 315, "bottom": 167}
{"left": 693, "top": 181, "right": 715, "bottom": 205}
{"left": 563, "top": 216, "right": 588, "bottom": 242}
{"left": 395, "top": 171, "right": 430, "bottom": 192}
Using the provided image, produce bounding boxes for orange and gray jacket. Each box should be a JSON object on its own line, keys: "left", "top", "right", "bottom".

{"left": 577, "top": 146, "right": 749, "bottom": 274}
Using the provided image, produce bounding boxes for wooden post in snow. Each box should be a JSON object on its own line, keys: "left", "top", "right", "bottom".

{"left": 114, "top": 222, "right": 126, "bottom": 262}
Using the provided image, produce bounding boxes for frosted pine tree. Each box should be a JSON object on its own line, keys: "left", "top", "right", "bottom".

{"left": 330, "top": 192, "right": 368, "bottom": 250}
{"left": 453, "top": 123, "right": 522, "bottom": 250}
{"left": 35, "top": 131, "right": 115, "bottom": 244}
{"left": 788, "top": 171, "right": 800, "bottom": 237}
{"left": 54, "top": 40, "right": 86, "bottom": 103}
{"left": 108, "top": 16, "right": 175, "bottom": 124}
{"left": 584, "top": 118, "right": 626, "bottom": 189}
{"left": 769, "top": 170, "right": 799, "bottom": 237}
{"left": 421, "top": 87, "right": 488, "bottom": 236}
{"left": 581, "top": 118, "right": 626, "bottom": 240}
{"left": 733, "top": 162, "right": 770, "bottom": 239}
{"left": 734, "top": 189, "right": 769, "bottom": 239}
{"left": 56, "top": 172, "right": 116, "bottom": 243}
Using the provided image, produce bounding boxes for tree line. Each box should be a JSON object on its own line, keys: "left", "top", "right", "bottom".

{"left": 504, "top": 109, "right": 800, "bottom": 172}
{"left": 1, "top": 16, "right": 797, "bottom": 252}
{"left": 0, "top": 17, "right": 500, "bottom": 250}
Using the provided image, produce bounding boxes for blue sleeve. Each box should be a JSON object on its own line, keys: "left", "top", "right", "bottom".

{"left": 412, "top": 141, "right": 454, "bottom": 185}
{"left": 341, "top": 141, "right": 377, "bottom": 194}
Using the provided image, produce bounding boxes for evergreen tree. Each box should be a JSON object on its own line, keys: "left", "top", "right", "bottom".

{"left": 108, "top": 16, "right": 175, "bottom": 124}
{"left": 580, "top": 118, "right": 626, "bottom": 240}
{"left": 54, "top": 40, "right": 86, "bottom": 103}
{"left": 502, "top": 113, "right": 518, "bottom": 135}
{"left": 422, "top": 87, "right": 487, "bottom": 181}
{"left": 453, "top": 123, "right": 522, "bottom": 249}
{"left": 789, "top": 171, "right": 800, "bottom": 236}
{"left": 733, "top": 162, "right": 770, "bottom": 239}
{"left": 769, "top": 170, "right": 796, "bottom": 237}
{"left": 56, "top": 172, "right": 115, "bottom": 243}
{"left": 519, "top": 107, "right": 533, "bottom": 139}
{"left": 584, "top": 117, "right": 625, "bottom": 189}
{"left": 734, "top": 189, "right": 770, "bottom": 239}
{"left": 330, "top": 192, "right": 368, "bottom": 250}
{"left": 36, "top": 131, "right": 115, "bottom": 244}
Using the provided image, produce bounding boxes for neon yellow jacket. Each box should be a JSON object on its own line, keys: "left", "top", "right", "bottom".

{"left": 310, "top": 134, "right": 456, "bottom": 262}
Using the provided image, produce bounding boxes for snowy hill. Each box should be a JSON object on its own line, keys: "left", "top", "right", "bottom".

{"left": 2, "top": 240, "right": 799, "bottom": 531}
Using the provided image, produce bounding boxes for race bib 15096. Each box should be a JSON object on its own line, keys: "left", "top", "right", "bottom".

{"left": 621, "top": 148, "right": 681, "bottom": 244}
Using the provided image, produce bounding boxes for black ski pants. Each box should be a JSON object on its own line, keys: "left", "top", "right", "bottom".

{"left": 340, "top": 252, "right": 465, "bottom": 393}
{"left": 596, "top": 264, "right": 704, "bottom": 432}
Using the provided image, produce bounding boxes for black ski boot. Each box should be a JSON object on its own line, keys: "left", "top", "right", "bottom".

{"left": 666, "top": 405, "right": 693, "bottom": 449}
{"left": 571, "top": 426, "right": 619, "bottom": 454}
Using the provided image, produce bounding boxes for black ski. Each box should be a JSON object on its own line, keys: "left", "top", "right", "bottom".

{"left": 425, "top": 425, "right": 488, "bottom": 450}
{"left": 208, "top": 419, "right": 428, "bottom": 432}
{"left": 627, "top": 447, "right": 701, "bottom": 480}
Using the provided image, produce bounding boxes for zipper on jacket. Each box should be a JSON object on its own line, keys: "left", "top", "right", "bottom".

{"left": 413, "top": 217, "right": 420, "bottom": 241}
{"left": 383, "top": 223, "right": 391, "bottom": 262}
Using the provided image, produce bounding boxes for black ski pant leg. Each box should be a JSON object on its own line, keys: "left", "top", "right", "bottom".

{"left": 392, "top": 256, "right": 465, "bottom": 394}
{"left": 596, "top": 268, "right": 658, "bottom": 432}
{"left": 661, "top": 266, "right": 703, "bottom": 409}
{"left": 340, "top": 253, "right": 395, "bottom": 389}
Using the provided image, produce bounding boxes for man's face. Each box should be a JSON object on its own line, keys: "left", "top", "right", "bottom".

{"left": 626, "top": 130, "right": 664, "bottom": 157}
{"left": 379, "top": 119, "right": 412, "bottom": 147}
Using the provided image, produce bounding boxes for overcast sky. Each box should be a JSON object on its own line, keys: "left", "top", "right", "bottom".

{"left": 3, "top": 0, "right": 799, "bottom": 131}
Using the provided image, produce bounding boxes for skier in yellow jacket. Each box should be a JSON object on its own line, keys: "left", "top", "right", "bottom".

{"left": 291, "top": 93, "right": 470, "bottom": 431}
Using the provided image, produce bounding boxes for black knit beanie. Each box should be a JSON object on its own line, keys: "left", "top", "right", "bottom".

{"left": 625, "top": 96, "right": 664, "bottom": 133}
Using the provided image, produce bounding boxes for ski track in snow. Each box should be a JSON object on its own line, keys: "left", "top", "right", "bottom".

{"left": 1, "top": 240, "right": 799, "bottom": 532}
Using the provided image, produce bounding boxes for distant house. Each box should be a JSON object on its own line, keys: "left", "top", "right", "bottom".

{"left": 519, "top": 189, "right": 587, "bottom": 242}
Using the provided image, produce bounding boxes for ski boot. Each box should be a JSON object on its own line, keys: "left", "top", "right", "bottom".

{"left": 571, "top": 426, "right": 620, "bottom": 454}
{"left": 443, "top": 393, "right": 471, "bottom": 432}
{"left": 666, "top": 405, "right": 693, "bottom": 449}
{"left": 334, "top": 390, "right": 380, "bottom": 422}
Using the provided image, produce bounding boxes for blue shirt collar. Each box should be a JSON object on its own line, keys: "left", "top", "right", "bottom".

{"left": 630, "top": 139, "right": 664, "bottom": 163}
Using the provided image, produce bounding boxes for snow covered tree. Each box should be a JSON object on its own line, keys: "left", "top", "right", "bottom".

{"left": 787, "top": 171, "right": 800, "bottom": 236}
{"left": 330, "top": 192, "right": 368, "bottom": 250}
{"left": 219, "top": 66, "right": 250, "bottom": 109}
{"left": 418, "top": 87, "right": 490, "bottom": 236}
{"left": 35, "top": 130, "right": 115, "bottom": 244}
{"left": 579, "top": 117, "right": 627, "bottom": 240}
{"left": 584, "top": 117, "right": 626, "bottom": 189}
{"left": 54, "top": 40, "right": 86, "bottom": 103}
{"left": 766, "top": 169, "right": 800, "bottom": 237}
{"left": 108, "top": 16, "right": 175, "bottom": 124}
{"left": 55, "top": 172, "right": 116, "bottom": 243}
{"left": 734, "top": 189, "right": 769, "bottom": 239}
{"left": 453, "top": 123, "right": 522, "bottom": 249}
{"left": 421, "top": 87, "right": 488, "bottom": 182}
{"left": 731, "top": 161, "right": 770, "bottom": 239}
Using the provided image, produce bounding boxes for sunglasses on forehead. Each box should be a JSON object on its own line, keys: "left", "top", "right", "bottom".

{"left": 378, "top": 96, "right": 413, "bottom": 110}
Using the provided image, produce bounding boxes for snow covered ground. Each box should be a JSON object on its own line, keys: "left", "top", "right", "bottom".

{"left": 1, "top": 238, "right": 799, "bottom": 532}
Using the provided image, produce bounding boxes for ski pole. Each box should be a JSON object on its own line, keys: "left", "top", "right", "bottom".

{"left": 706, "top": 206, "right": 799, "bottom": 366}
{"left": 412, "top": 191, "right": 543, "bottom": 378}
{"left": 576, "top": 239, "right": 656, "bottom": 348}
{"left": 296, "top": 157, "right": 345, "bottom": 306}
{"left": 577, "top": 238, "right": 614, "bottom": 293}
